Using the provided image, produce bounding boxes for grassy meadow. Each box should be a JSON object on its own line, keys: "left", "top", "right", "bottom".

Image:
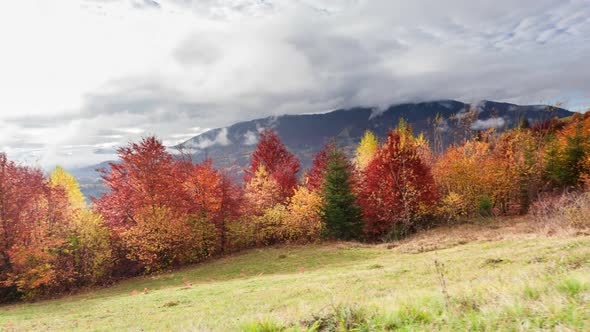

{"left": 1, "top": 218, "right": 589, "bottom": 331}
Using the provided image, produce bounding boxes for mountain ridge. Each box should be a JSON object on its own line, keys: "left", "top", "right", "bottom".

{"left": 174, "top": 99, "right": 571, "bottom": 176}
{"left": 72, "top": 99, "right": 573, "bottom": 199}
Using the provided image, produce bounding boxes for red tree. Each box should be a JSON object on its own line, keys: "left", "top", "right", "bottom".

{"left": 359, "top": 129, "right": 439, "bottom": 239}
{"left": 304, "top": 142, "right": 336, "bottom": 192}
{"left": 95, "top": 137, "right": 245, "bottom": 271}
{"left": 0, "top": 153, "right": 75, "bottom": 298}
{"left": 183, "top": 160, "right": 242, "bottom": 251}
{"left": 94, "top": 137, "right": 186, "bottom": 227}
{"left": 0, "top": 154, "right": 46, "bottom": 258}
{"left": 93, "top": 137, "right": 193, "bottom": 273}
{"left": 244, "top": 129, "right": 300, "bottom": 201}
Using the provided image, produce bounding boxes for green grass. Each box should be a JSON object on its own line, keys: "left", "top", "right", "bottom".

{"left": 1, "top": 222, "right": 589, "bottom": 331}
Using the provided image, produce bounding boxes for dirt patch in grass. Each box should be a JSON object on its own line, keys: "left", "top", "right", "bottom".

{"left": 481, "top": 258, "right": 511, "bottom": 267}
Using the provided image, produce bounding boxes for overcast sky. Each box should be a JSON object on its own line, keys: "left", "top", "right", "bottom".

{"left": 1, "top": 0, "right": 589, "bottom": 169}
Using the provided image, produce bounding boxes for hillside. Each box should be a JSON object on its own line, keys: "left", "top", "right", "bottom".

{"left": 175, "top": 100, "right": 572, "bottom": 178}
{"left": 1, "top": 218, "right": 588, "bottom": 331}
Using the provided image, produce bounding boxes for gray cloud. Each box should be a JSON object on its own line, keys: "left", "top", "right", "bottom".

{"left": 1, "top": 0, "right": 589, "bottom": 168}
{"left": 133, "top": 0, "right": 161, "bottom": 9}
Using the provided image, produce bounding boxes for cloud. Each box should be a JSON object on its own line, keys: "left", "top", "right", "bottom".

{"left": 471, "top": 117, "right": 507, "bottom": 130}
{"left": 132, "top": 0, "right": 161, "bottom": 9}
{"left": 185, "top": 128, "right": 231, "bottom": 150}
{"left": 243, "top": 130, "right": 258, "bottom": 145}
{"left": 0, "top": 0, "right": 589, "bottom": 168}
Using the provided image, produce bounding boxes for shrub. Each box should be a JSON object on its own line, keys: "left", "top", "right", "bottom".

{"left": 530, "top": 191, "right": 590, "bottom": 228}
{"left": 438, "top": 192, "right": 469, "bottom": 223}
{"left": 477, "top": 196, "right": 494, "bottom": 217}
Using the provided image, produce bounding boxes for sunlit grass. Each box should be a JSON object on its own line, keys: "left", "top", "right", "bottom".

{"left": 0, "top": 219, "right": 589, "bottom": 331}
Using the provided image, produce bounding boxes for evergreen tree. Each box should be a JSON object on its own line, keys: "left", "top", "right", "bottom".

{"left": 320, "top": 150, "right": 363, "bottom": 241}
{"left": 544, "top": 135, "right": 565, "bottom": 186}
{"left": 562, "top": 121, "right": 588, "bottom": 187}
{"left": 544, "top": 120, "right": 589, "bottom": 188}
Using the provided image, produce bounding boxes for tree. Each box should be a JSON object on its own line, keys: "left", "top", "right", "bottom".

{"left": 244, "top": 129, "right": 300, "bottom": 201}
{"left": 252, "top": 204, "right": 289, "bottom": 246}
{"left": 94, "top": 136, "right": 185, "bottom": 228}
{"left": 49, "top": 166, "right": 86, "bottom": 211}
{"left": 360, "top": 126, "right": 438, "bottom": 240}
{"left": 122, "top": 206, "right": 195, "bottom": 272}
{"left": 50, "top": 166, "right": 113, "bottom": 286}
{"left": 544, "top": 114, "right": 590, "bottom": 188}
{"left": 354, "top": 130, "right": 379, "bottom": 170}
{"left": 0, "top": 154, "right": 76, "bottom": 299}
{"left": 214, "top": 174, "right": 243, "bottom": 252}
{"left": 183, "top": 160, "right": 224, "bottom": 219}
{"left": 93, "top": 137, "right": 194, "bottom": 273}
{"left": 284, "top": 186, "right": 323, "bottom": 243}
{"left": 69, "top": 210, "right": 113, "bottom": 285}
{"left": 305, "top": 142, "right": 335, "bottom": 192}
{"left": 321, "top": 149, "right": 363, "bottom": 241}
{"left": 95, "top": 137, "right": 244, "bottom": 271}
{"left": 182, "top": 160, "right": 242, "bottom": 252}
{"left": 544, "top": 136, "right": 565, "bottom": 186}
{"left": 582, "top": 154, "right": 590, "bottom": 188}
{"left": 244, "top": 166, "right": 282, "bottom": 215}
{"left": 433, "top": 130, "right": 504, "bottom": 217}
{"left": 561, "top": 118, "right": 589, "bottom": 187}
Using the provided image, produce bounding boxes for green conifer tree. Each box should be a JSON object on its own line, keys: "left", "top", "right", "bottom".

{"left": 321, "top": 149, "right": 363, "bottom": 241}
{"left": 563, "top": 121, "right": 588, "bottom": 186}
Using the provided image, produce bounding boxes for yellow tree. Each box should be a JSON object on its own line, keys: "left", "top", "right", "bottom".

{"left": 284, "top": 186, "right": 324, "bottom": 243}
{"left": 244, "top": 166, "right": 282, "bottom": 215}
{"left": 49, "top": 166, "right": 86, "bottom": 210}
{"left": 414, "top": 132, "right": 434, "bottom": 167}
{"left": 49, "top": 166, "right": 113, "bottom": 284}
{"left": 354, "top": 130, "right": 379, "bottom": 170}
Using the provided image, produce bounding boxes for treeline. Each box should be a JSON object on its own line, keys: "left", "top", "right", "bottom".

{"left": 1, "top": 112, "right": 589, "bottom": 302}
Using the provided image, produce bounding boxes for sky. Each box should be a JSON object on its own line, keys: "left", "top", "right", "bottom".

{"left": 0, "top": 0, "right": 589, "bottom": 169}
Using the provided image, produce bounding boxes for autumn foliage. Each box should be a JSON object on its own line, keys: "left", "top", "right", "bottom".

{"left": 304, "top": 142, "right": 335, "bottom": 192}
{"left": 94, "top": 137, "right": 243, "bottom": 274}
{"left": 244, "top": 129, "right": 300, "bottom": 202}
{"left": 1, "top": 113, "right": 589, "bottom": 302}
{"left": 359, "top": 125, "right": 438, "bottom": 239}
{"left": 0, "top": 155, "right": 76, "bottom": 300}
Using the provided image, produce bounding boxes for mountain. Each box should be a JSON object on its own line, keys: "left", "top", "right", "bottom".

{"left": 71, "top": 100, "right": 573, "bottom": 199}
{"left": 68, "top": 161, "right": 112, "bottom": 201}
{"left": 175, "top": 100, "right": 572, "bottom": 178}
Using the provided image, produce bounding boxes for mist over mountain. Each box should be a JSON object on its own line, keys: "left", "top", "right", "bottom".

{"left": 175, "top": 100, "right": 571, "bottom": 177}
{"left": 71, "top": 100, "right": 572, "bottom": 200}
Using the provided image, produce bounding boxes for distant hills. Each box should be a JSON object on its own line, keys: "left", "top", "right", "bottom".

{"left": 174, "top": 100, "right": 571, "bottom": 177}
{"left": 71, "top": 100, "right": 573, "bottom": 200}
{"left": 69, "top": 161, "right": 112, "bottom": 201}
